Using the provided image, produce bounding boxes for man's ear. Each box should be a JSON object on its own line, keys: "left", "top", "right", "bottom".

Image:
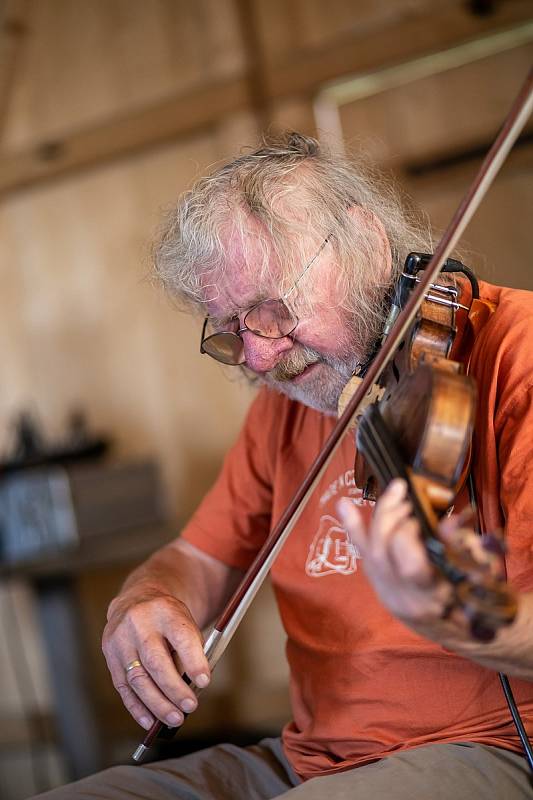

{"left": 346, "top": 205, "right": 392, "bottom": 280}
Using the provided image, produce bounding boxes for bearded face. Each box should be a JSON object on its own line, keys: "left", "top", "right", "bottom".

{"left": 202, "top": 220, "right": 389, "bottom": 415}
{"left": 257, "top": 336, "right": 362, "bottom": 415}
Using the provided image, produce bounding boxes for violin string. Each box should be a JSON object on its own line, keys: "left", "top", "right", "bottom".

{"left": 358, "top": 409, "right": 466, "bottom": 583}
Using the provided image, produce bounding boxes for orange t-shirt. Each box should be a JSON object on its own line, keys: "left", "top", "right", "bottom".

{"left": 182, "top": 280, "right": 533, "bottom": 781}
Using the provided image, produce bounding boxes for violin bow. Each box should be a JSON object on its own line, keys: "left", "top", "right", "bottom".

{"left": 133, "top": 69, "right": 533, "bottom": 762}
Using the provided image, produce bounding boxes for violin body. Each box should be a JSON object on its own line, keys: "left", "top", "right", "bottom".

{"left": 376, "top": 363, "right": 475, "bottom": 511}
{"left": 353, "top": 274, "right": 476, "bottom": 510}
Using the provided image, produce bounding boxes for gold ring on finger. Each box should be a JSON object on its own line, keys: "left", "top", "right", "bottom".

{"left": 125, "top": 658, "right": 142, "bottom": 673}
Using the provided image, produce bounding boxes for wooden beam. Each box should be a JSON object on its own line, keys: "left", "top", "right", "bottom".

{"left": 0, "top": 2, "right": 531, "bottom": 196}
{"left": 403, "top": 134, "right": 533, "bottom": 194}
{"left": 0, "top": 76, "right": 250, "bottom": 196}
{"left": 264, "top": 3, "right": 533, "bottom": 98}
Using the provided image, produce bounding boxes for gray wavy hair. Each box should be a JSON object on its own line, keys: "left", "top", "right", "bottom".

{"left": 153, "top": 132, "right": 432, "bottom": 344}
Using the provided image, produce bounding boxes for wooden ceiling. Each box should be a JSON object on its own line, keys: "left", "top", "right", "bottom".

{"left": 0, "top": 0, "right": 531, "bottom": 195}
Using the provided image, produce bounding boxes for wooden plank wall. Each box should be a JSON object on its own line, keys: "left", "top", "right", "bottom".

{"left": 1, "top": 0, "right": 531, "bottom": 513}
{"left": 0, "top": 0, "right": 258, "bottom": 519}
{"left": 0, "top": 1, "right": 532, "bottom": 794}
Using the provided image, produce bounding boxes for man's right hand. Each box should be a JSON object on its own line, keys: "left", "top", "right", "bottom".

{"left": 102, "top": 587, "right": 210, "bottom": 730}
{"left": 101, "top": 539, "right": 241, "bottom": 731}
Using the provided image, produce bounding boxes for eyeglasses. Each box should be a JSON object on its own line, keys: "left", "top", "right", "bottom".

{"left": 200, "top": 237, "right": 330, "bottom": 366}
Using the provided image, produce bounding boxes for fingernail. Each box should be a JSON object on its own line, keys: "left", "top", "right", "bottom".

{"left": 167, "top": 711, "right": 183, "bottom": 726}
{"left": 180, "top": 698, "right": 196, "bottom": 713}
{"left": 195, "top": 673, "right": 210, "bottom": 688}
{"left": 391, "top": 478, "right": 406, "bottom": 495}
{"left": 140, "top": 716, "right": 153, "bottom": 730}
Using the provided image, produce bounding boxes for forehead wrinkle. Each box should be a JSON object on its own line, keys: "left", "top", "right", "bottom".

{"left": 206, "top": 218, "right": 281, "bottom": 321}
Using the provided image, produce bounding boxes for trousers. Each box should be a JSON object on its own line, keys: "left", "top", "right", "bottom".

{"left": 32, "top": 738, "right": 533, "bottom": 799}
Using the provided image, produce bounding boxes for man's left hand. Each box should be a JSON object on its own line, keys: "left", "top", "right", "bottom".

{"left": 338, "top": 479, "right": 457, "bottom": 631}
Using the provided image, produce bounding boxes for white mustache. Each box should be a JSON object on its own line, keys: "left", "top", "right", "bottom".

{"left": 269, "top": 346, "right": 321, "bottom": 382}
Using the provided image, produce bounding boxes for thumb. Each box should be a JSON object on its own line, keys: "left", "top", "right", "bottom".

{"left": 337, "top": 497, "right": 367, "bottom": 553}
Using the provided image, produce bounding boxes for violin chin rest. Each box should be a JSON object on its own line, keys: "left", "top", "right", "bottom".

{"left": 337, "top": 375, "right": 384, "bottom": 429}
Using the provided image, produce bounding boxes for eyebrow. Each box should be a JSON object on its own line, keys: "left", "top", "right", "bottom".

{"left": 210, "top": 293, "right": 269, "bottom": 326}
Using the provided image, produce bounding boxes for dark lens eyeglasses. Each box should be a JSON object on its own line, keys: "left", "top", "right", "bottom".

{"left": 200, "top": 237, "right": 330, "bottom": 366}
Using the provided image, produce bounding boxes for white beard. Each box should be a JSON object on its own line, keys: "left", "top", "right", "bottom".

{"left": 259, "top": 344, "right": 360, "bottom": 415}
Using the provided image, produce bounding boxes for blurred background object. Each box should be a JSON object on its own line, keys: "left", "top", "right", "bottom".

{"left": 0, "top": 1, "right": 531, "bottom": 797}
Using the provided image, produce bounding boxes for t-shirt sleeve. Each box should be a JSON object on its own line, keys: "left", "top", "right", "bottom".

{"left": 180, "top": 387, "right": 279, "bottom": 571}
{"left": 494, "top": 315, "right": 533, "bottom": 591}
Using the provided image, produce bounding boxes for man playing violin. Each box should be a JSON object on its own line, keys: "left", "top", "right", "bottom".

{"left": 35, "top": 133, "right": 533, "bottom": 799}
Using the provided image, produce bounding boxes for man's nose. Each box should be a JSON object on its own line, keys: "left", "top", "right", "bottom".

{"left": 241, "top": 330, "right": 294, "bottom": 373}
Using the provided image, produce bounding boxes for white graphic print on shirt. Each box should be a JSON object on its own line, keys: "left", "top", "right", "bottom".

{"left": 305, "top": 468, "right": 372, "bottom": 578}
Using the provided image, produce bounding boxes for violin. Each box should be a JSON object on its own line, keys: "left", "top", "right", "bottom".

{"left": 347, "top": 252, "right": 517, "bottom": 642}
{"left": 132, "top": 69, "right": 533, "bottom": 762}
